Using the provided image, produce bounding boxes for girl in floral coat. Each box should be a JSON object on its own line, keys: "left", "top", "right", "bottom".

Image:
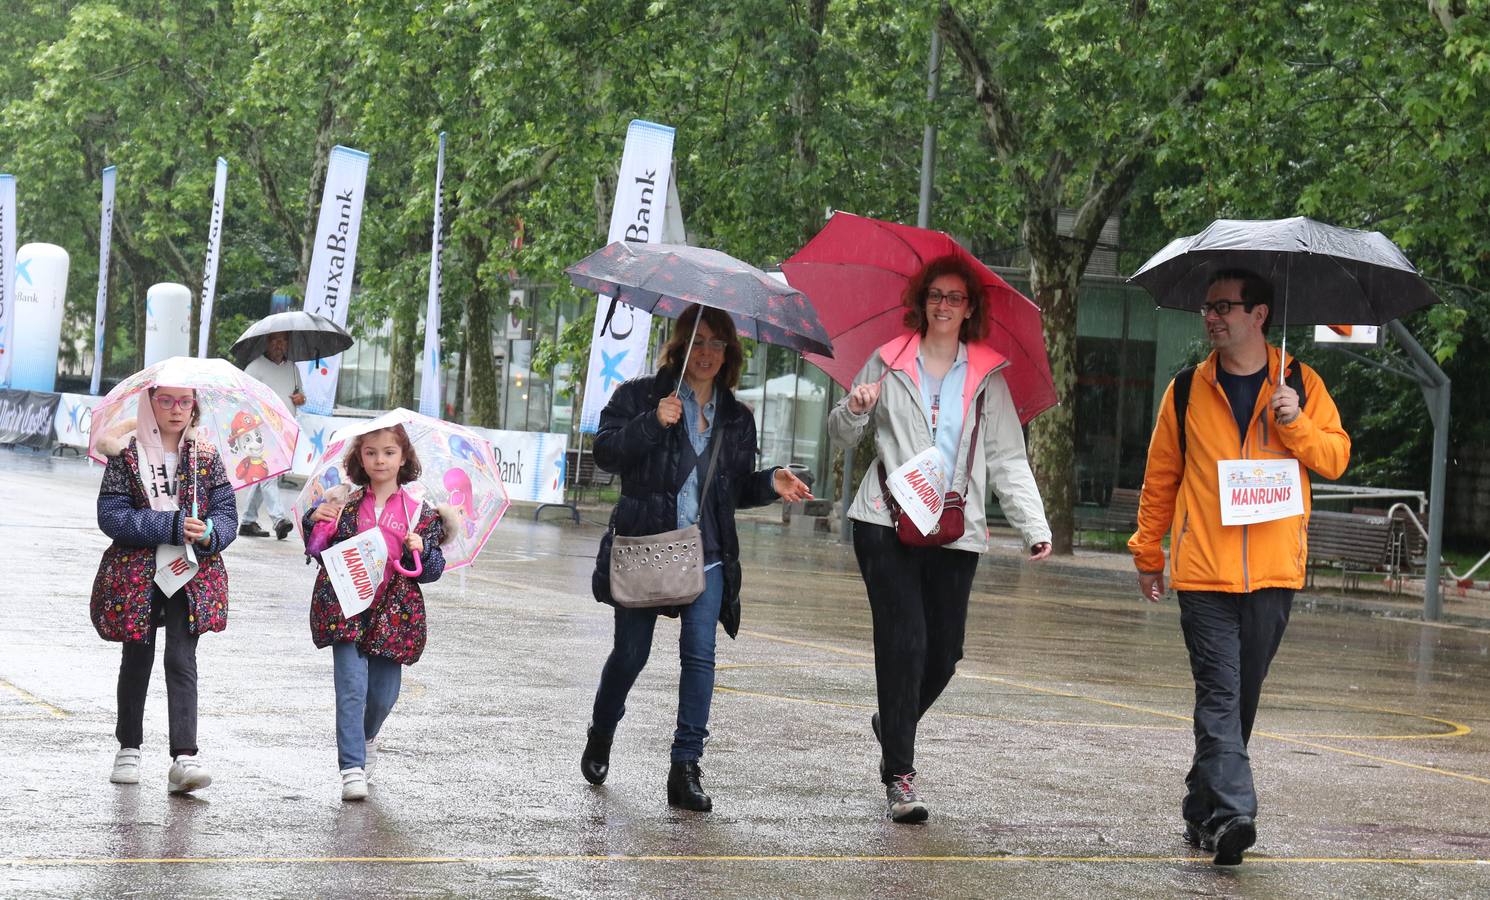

{"left": 302, "top": 424, "right": 453, "bottom": 801}
{"left": 92, "top": 386, "right": 238, "bottom": 794}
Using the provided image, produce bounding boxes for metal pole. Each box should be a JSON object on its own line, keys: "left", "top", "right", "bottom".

{"left": 917, "top": 29, "right": 943, "bottom": 230}
{"left": 1387, "top": 320, "right": 1450, "bottom": 621}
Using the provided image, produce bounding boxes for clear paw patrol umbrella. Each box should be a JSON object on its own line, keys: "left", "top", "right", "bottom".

{"left": 89, "top": 356, "right": 300, "bottom": 491}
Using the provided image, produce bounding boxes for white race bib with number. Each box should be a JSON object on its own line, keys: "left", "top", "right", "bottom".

{"left": 154, "top": 542, "right": 198, "bottom": 595}
{"left": 887, "top": 445, "right": 951, "bottom": 537}
{"left": 323, "top": 527, "right": 390, "bottom": 618}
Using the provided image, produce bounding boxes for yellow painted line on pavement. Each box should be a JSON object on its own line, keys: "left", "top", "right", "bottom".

{"left": 741, "top": 629, "right": 1488, "bottom": 785}
{"left": 0, "top": 678, "right": 67, "bottom": 719}
{"left": 2, "top": 854, "right": 1487, "bottom": 867}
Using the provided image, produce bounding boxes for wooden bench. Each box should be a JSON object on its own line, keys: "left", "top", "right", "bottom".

{"left": 1306, "top": 510, "right": 1394, "bottom": 591}
{"left": 533, "top": 447, "right": 616, "bottom": 523}
{"left": 1087, "top": 487, "right": 1142, "bottom": 533}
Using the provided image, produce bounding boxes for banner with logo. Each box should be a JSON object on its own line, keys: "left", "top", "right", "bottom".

{"left": 0, "top": 388, "right": 61, "bottom": 448}
{"left": 467, "top": 426, "right": 568, "bottom": 505}
{"left": 579, "top": 120, "right": 677, "bottom": 433}
{"left": 300, "top": 145, "right": 369, "bottom": 415}
{"left": 90, "top": 167, "right": 116, "bottom": 394}
{"left": 0, "top": 174, "right": 15, "bottom": 386}
{"left": 10, "top": 243, "right": 69, "bottom": 392}
{"left": 53, "top": 392, "right": 103, "bottom": 448}
{"left": 197, "top": 157, "right": 228, "bottom": 358}
{"left": 290, "top": 411, "right": 369, "bottom": 476}
{"left": 419, "top": 133, "right": 446, "bottom": 418}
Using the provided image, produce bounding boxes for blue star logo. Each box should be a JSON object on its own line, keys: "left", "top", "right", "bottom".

{"left": 598, "top": 349, "right": 628, "bottom": 391}
{"left": 308, "top": 427, "right": 327, "bottom": 458}
{"left": 554, "top": 451, "right": 566, "bottom": 488}
{"left": 15, "top": 258, "right": 32, "bottom": 285}
{"left": 67, "top": 401, "right": 88, "bottom": 431}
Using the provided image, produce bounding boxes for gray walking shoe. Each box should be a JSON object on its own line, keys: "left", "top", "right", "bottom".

{"left": 885, "top": 772, "right": 928, "bottom": 824}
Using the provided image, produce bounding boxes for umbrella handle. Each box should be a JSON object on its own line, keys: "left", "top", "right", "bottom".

{"left": 393, "top": 552, "right": 423, "bottom": 578}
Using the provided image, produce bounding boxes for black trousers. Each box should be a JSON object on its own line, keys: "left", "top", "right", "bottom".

{"left": 853, "top": 521, "right": 980, "bottom": 782}
{"left": 1177, "top": 588, "right": 1293, "bottom": 831}
{"left": 116, "top": 589, "right": 200, "bottom": 757}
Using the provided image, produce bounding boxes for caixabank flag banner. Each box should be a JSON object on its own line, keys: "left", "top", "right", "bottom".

{"left": 1, "top": 174, "right": 17, "bottom": 386}
{"left": 467, "top": 426, "right": 568, "bottom": 506}
{"left": 579, "top": 120, "right": 676, "bottom": 434}
{"left": 300, "top": 146, "right": 369, "bottom": 415}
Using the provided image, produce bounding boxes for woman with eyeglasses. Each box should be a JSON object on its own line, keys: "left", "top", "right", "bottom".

{"left": 580, "top": 303, "right": 813, "bottom": 812}
{"left": 828, "top": 255, "right": 1053, "bottom": 823}
{"left": 91, "top": 385, "right": 239, "bottom": 794}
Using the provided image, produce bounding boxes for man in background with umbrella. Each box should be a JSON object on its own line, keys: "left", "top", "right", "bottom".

{"left": 240, "top": 332, "right": 304, "bottom": 538}
{"left": 1128, "top": 268, "right": 1351, "bottom": 866}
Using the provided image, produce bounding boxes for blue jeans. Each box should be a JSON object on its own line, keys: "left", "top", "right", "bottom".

{"left": 332, "top": 642, "right": 402, "bottom": 770}
{"left": 591, "top": 565, "right": 725, "bottom": 762}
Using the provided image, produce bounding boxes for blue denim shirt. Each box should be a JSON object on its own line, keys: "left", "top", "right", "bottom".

{"left": 915, "top": 342, "right": 969, "bottom": 476}
{"left": 675, "top": 381, "right": 723, "bottom": 572}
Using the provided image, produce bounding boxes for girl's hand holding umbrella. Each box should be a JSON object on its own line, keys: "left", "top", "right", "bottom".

{"left": 310, "top": 501, "right": 344, "bottom": 524}
{"left": 184, "top": 517, "right": 209, "bottom": 546}
{"left": 404, "top": 532, "right": 424, "bottom": 556}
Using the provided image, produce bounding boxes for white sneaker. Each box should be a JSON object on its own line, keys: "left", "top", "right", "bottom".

{"left": 364, "top": 738, "right": 378, "bottom": 785}
{"left": 167, "top": 755, "right": 212, "bottom": 794}
{"left": 110, "top": 748, "right": 141, "bottom": 784}
{"left": 341, "top": 767, "right": 368, "bottom": 801}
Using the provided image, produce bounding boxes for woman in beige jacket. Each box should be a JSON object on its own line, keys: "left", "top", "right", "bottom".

{"left": 828, "top": 254, "right": 1052, "bottom": 824}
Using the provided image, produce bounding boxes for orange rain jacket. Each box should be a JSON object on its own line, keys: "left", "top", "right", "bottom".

{"left": 1129, "top": 345, "right": 1351, "bottom": 592}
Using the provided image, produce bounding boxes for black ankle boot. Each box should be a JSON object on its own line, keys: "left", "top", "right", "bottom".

{"left": 667, "top": 760, "right": 712, "bottom": 811}
{"left": 581, "top": 727, "right": 612, "bottom": 785}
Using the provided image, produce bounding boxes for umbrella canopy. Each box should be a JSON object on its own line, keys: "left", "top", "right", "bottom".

{"left": 564, "top": 241, "right": 834, "bottom": 356}
{"left": 1128, "top": 216, "right": 1440, "bottom": 324}
{"left": 292, "top": 408, "right": 510, "bottom": 571}
{"left": 231, "top": 310, "right": 354, "bottom": 367}
{"left": 780, "top": 212, "right": 1057, "bottom": 425}
{"left": 89, "top": 356, "right": 300, "bottom": 490}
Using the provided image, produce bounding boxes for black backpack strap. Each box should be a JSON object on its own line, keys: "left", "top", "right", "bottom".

{"left": 1173, "top": 365, "right": 1196, "bottom": 463}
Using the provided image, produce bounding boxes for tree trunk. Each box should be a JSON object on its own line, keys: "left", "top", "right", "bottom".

{"left": 385, "top": 301, "right": 419, "bottom": 409}
{"left": 464, "top": 234, "right": 500, "bottom": 427}
{"left": 1026, "top": 242, "right": 1082, "bottom": 555}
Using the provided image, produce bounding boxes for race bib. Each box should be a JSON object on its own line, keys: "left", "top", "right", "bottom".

{"left": 887, "top": 446, "right": 951, "bottom": 537}
{"left": 1217, "top": 458, "right": 1305, "bottom": 526}
{"left": 322, "top": 527, "right": 390, "bottom": 618}
{"left": 154, "top": 542, "right": 198, "bottom": 595}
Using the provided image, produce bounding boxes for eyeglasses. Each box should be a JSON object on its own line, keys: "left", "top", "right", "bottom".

{"left": 691, "top": 339, "right": 729, "bottom": 352}
{"left": 926, "top": 290, "right": 969, "bottom": 308}
{"left": 152, "top": 395, "right": 196, "bottom": 411}
{"left": 1200, "top": 299, "right": 1246, "bottom": 318}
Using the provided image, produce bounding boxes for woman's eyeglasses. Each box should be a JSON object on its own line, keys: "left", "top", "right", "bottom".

{"left": 926, "top": 290, "right": 969, "bottom": 308}
{"left": 691, "top": 339, "right": 729, "bottom": 352}
{"left": 153, "top": 395, "right": 196, "bottom": 411}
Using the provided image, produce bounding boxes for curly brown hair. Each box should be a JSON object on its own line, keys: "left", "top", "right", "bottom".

{"left": 657, "top": 304, "right": 744, "bottom": 389}
{"left": 344, "top": 424, "right": 422, "bottom": 487}
{"left": 901, "top": 254, "right": 989, "bottom": 343}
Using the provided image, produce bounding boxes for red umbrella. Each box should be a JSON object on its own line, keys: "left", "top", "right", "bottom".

{"left": 781, "top": 212, "right": 1058, "bottom": 424}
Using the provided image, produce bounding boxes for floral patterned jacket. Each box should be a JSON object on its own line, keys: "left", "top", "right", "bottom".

{"left": 301, "top": 487, "right": 449, "bottom": 665}
{"left": 91, "top": 435, "right": 238, "bottom": 642}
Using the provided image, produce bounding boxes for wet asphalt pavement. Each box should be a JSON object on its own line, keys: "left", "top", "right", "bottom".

{"left": 2, "top": 448, "right": 1489, "bottom": 898}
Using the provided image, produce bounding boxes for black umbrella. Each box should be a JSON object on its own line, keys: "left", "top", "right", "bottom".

{"left": 231, "top": 311, "right": 354, "bottom": 367}
{"left": 1129, "top": 216, "right": 1440, "bottom": 325}
{"left": 564, "top": 241, "right": 834, "bottom": 358}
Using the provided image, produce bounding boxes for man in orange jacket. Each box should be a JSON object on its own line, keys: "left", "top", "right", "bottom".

{"left": 1129, "top": 268, "right": 1351, "bottom": 866}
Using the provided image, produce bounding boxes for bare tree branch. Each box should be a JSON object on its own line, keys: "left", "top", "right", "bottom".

{"left": 935, "top": 2, "right": 1036, "bottom": 197}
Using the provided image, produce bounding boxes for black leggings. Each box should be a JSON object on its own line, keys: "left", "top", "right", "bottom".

{"left": 852, "top": 521, "right": 980, "bottom": 781}
{"left": 116, "top": 589, "right": 199, "bottom": 757}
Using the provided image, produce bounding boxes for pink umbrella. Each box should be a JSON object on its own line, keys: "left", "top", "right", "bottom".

{"left": 293, "top": 408, "right": 509, "bottom": 571}
{"left": 781, "top": 212, "right": 1058, "bottom": 424}
{"left": 89, "top": 356, "right": 300, "bottom": 490}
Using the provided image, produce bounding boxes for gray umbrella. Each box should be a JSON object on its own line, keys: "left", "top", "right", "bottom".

{"left": 231, "top": 310, "right": 354, "bottom": 367}
{"left": 1129, "top": 216, "right": 1440, "bottom": 325}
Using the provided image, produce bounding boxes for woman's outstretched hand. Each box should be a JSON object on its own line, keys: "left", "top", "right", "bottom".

{"left": 1028, "top": 542, "right": 1052, "bottom": 561}
{"left": 773, "top": 468, "right": 814, "bottom": 502}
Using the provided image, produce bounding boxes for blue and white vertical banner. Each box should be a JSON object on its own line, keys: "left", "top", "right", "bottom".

{"left": 418, "top": 133, "right": 446, "bottom": 418}
{"left": 579, "top": 120, "right": 676, "bottom": 433}
{"left": 0, "top": 174, "right": 15, "bottom": 386}
{"left": 197, "top": 157, "right": 227, "bottom": 359}
{"left": 467, "top": 426, "right": 568, "bottom": 505}
{"left": 300, "top": 145, "right": 369, "bottom": 415}
{"left": 89, "top": 167, "right": 116, "bottom": 395}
